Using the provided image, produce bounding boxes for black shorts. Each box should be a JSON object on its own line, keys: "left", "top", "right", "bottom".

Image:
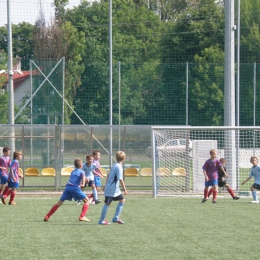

{"left": 84, "top": 180, "right": 94, "bottom": 188}
{"left": 218, "top": 179, "right": 227, "bottom": 188}
{"left": 104, "top": 194, "right": 124, "bottom": 204}
{"left": 252, "top": 183, "right": 260, "bottom": 190}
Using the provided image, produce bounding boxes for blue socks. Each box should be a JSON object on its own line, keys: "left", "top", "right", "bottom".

{"left": 113, "top": 201, "right": 124, "bottom": 221}
{"left": 99, "top": 204, "right": 109, "bottom": 223}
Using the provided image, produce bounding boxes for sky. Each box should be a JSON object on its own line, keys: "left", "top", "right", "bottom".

{"left": 0, "top": 0, "right": 91, "bottom": 26}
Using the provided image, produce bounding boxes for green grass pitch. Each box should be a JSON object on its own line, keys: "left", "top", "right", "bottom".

{"left": 0, "top": 194, "right": 258, "bottom": 260}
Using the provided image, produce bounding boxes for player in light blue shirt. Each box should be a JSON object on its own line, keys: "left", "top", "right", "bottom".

{"left": 98, "top": 151, "right": 128, "bottom": 225}
{"left": 242, "top": 156, "right": 260, "bottom": 203}
{"left": 81, "top": 154, "right": 101, "bottom": 204}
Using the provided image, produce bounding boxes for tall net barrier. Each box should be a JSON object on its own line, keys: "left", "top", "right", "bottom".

{"left": 151, "top": 126, "right": 260, "bottom": 197}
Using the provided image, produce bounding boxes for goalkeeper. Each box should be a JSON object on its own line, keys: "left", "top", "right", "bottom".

{"left": 207, "top": 158, "right": 240, "bottom": 200}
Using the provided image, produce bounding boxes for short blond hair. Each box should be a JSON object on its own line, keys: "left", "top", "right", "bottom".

{"left": 210, "top": 149, "right": 217, "bottom": 155}
{"left": 116, "top": 151, "right": 126, "bottom": 162}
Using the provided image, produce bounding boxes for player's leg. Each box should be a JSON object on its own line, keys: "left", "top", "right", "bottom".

{"left": 79, "top": 197, "right": 90, "bottom": 222}
{"left": 9, "top": 187, "right": 17, "bottom": 205}
{"left": 250, "top": 184, "right": 259, "bottom": 203}
{"left": 91, "top": 182, "right": 101, "bottom": 204}
{"left": 0, "top": 178, "right": 10, "bottom": 204}
{"left": 44, "top": 200, "right": 64, "bottom": 221}
{"left": 212, "top": 182, "right": 218, "bottom": 203}
{"left": 77, "top": 182, "right": 86, "bottom": 205}
{"left": 207, "top": 187, "right": 213, "bottom": 198}
{"left": 0, "top": 183, "right": 4, "bottom": 195}
{"left": 98, "top": 197, "right": 112, "bottom": 225}
{"left": 1, "top": 185, "right": 10, "bottom": 197}
{"left": 225, "top": 184, "right": 239, "bottom": 200}
{"left": 202, "top": 183, "right": 209, "bottom": 202}
{"left": 112, "top": 195, "right": 125, "bottom": 224}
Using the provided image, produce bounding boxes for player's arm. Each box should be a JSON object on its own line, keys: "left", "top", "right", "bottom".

{"left": 221, "top": 167, "right": 228, "bottom": 178}
{"left": 93, "top": 169, "right": 101, "bottom": 177}
{"left": 242, "top": 176, "right": 252, "bottom": 185}
{"left": 203, "top": 170, "right": 209, "bottom": 181}
{"left": 120, "top": 179, "right": 128, "bottom": 195}
{"left": 81, "top": 173, "right": 86, "bottom": 187}
{"left": 10, "top": 168, "right": 16, "bottom": 182}
{"left": 102, "top": 173, "right": 110, "bottom": 192}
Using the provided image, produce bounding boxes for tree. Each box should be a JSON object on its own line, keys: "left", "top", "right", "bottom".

{"left": 188, "top": 46, "right": 224, "bottom": 126}
{"left": 157, "top": 0, "right": 225, "bottom": 125}
{"left": 0, "top": 23, "right": 34, "bottom": 70}
{"left": 31, "top": 6, "right": 86, "bottom": 124}
{"left": 67, "top": 0, "right": 165, "bottom": 124}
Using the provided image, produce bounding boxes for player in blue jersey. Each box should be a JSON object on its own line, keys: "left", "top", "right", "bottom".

{"left": 98, "top": 151, "right": 128, "bottom": 225}
{"left": 241, "top": 156, "right": 260, "bottom": 203}
{"left": 201, "top": 149, "right": 226, "bottom": 203}
{"left": 0, "top": 146, "right": 11, "bottom": 202}
{"left": 44, "top": 159, "right": 90, "bottom": 222}
{"left": 1, "top": 151, "right": 23, "bottom": 205}
{"left": 80, "top": 154, "right": 101, "bottom": 204}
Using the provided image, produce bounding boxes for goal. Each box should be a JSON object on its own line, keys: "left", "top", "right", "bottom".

{"left": 151, "top": 126, "right": 260, "bottom": 197}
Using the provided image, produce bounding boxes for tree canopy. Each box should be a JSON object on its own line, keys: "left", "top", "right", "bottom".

{"left": 1, "top": 0, "right": 260, "bottom": 126}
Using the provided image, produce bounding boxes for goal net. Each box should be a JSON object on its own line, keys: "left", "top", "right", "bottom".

{"left": 151, "top": 126, "right": 260, "bottom": 197}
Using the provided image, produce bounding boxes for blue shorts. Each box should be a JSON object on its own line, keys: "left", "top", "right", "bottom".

{"left": 0, "top": 175, "right": 8, "bottom": 185}
{"left": 8, "top": 181, "right": 19, "bottom": 189}
{"left": 205, "top": 179, "right": 218, "bottom": 187}
{"left": 104, "top": 194, "right": 124, "bottom": 204}
{"left": 94, "top": 176, "right": 101, "bottom": 187}
{"left": 60, "top": 185, "right": 86, "bottom": 202}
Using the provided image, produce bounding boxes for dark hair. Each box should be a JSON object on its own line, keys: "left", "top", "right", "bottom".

{"left": 86, "top": 154, "right": 93, "bottom": 160}
{"left": 74, "top": 159, "right": 82, "bottom": 168}
{"left": 13, "top": 151, "right": 22, "bottom": 160}
{"left": 92, "top": 149, "right": 100, "bottom": 156}
{"left": 3, "top": 146, "right": 10, "bottom": 153}
{"left": 220, "top": 158, "right": 226, "bottom": 163}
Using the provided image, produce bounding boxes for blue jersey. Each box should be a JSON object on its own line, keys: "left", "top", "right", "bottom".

{"left": 8, "top": 159, "right": 19, "bottom": 183}
{"left": 104, "top": 163, "right": 123, "bottom": 197}
{"left": 67, "top": 168, "right": 85, "bottom": 187}
{"left": 249, "top": 165, "right": 260, "bottom": 185}
{"left": 82, "top": 162, "right": 97, "bottom": 181}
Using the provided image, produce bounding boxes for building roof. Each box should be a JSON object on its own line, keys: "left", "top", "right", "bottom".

{"left": 0, "top": 70, "right": 38, "bottom": 89}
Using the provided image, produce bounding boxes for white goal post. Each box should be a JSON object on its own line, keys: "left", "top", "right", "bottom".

{"left": 151, "top": 126, "right": 260, "bottom": 198}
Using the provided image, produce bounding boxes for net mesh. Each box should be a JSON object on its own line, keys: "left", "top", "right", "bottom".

{"left": 152, "top": 127, "right": 260, "bottom": 196}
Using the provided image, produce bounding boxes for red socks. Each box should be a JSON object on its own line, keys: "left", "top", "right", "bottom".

{"left": 213, "top": 190, "right": 218, "bottom": 200}
{"left": 208, "top": 188, "right": 213, "bottom": 198}
{"left": 204, "top": 188, "right": 208, "bottom": 199}
{"left": 228, "top": 188, "right": 235, "bottom": 198}
{"left": 80, "top": 203, "right": 89, "bottom": 218}
{"left": 3, "top": 188, "right": 11, "bottom": 199}
{"left": 46, "top": 204, "right": 59, "bottom": 218}
{"left": 2, "top": 186, "right": 10, "bottom": 197}
{"left": 88, "top": 194, "right": 94, "bottom": 199}
{"left": 9, "top": 191, "right": 16, "bottom": 202}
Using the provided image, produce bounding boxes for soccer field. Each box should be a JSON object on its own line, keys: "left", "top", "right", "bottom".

{"left": 0, "top": 194, "right": 258, "bottom": 260}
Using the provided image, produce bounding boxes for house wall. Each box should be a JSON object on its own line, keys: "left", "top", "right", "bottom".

{"left": 14, "top": 78, "right": 30, "bottom": 108}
